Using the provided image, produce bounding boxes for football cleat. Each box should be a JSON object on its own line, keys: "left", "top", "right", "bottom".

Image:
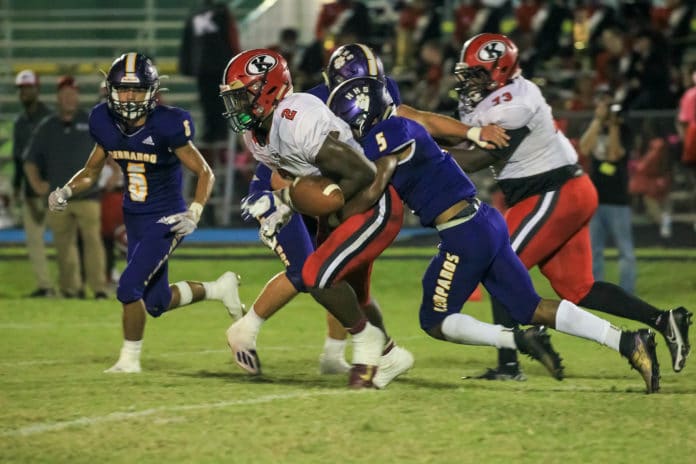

{"left": 319, "top": 353, "right": 351, "bottom": 375}
{"left": 348, "top": 364, "right": 377, "bottom": 389}
{"left": 659, "top": 307, "right": 692, "bottom": 372}
{"left": 470, "top": 363, "right": 527, "bottom": 382}
{"left": 226, "top": 320, "right": 260, "bottom": 375}
{"left": 218, "top": 272, "right": 245, "bottom": 321}
{"left": 373, "top": 345, "right": 414, "bottom": 389}
{"left": 104, "top": 360, "right": 141, "bottom": 374}
{"left": 513, "top": 326, "right": 564, "bottom": 380}
{"left": 623, "top": 329, "right": 660, "bottom": 394}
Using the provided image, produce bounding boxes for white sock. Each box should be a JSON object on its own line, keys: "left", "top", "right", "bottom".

{"left": 441, "top": 313, "right": 516, "bottom": 349}
{"left": 120, "top": 339, "right": 142, "bottom": 363}
{"left": 323, "top": 337, "right": 347, "bottom": 358}
{"left": 555, "top": 300, "right": 621, "bottom": 352}
{"left": 243, "top": 306, "right": 265, "bottom": 333}
{"left": 202, "top": 280, "right": 220, "bottom": 301}
{"left": 173, "top": 281, "right": 193, "bottom": 306}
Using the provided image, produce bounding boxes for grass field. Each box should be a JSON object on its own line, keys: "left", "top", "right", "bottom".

{"left": 1, "top": 246, "right": 695, "bottom": 463}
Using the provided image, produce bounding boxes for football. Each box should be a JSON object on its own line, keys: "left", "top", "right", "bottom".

{"left": 289, "top": 175, "right": 344, "bottom": 217}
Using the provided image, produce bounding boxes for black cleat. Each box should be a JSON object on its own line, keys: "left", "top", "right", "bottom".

{"left": 27, "top": 288, "right": 55, "bottom": 298}
{"left": 474, "top": 364, "right": 527, "bottom": 382}
{"left": 623, "top": 329, "right": 660, "bottom": 394}
{"left": 659, "top": 307, "right": 692, "bottom": 372}
{"left": 513, "top": 327, "right": 564, "bottom": 380}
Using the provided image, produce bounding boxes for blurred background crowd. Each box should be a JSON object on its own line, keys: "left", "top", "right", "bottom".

{"left": 0, "top": 0, "right": 694, "bottom": 298}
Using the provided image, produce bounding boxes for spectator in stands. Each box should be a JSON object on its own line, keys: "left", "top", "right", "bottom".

{"left": 179, "top": 0, "right": 240, "bottom": 171}
{"left": 23, "top": 76, "right": 107, "bottom": 299}
{"left": 13, "top": 70, "right": 54, "bottom": 297}
{"left": 579, "top": 92, "right": 636, "bottom": 294}
{"left": 624, "top": 29, "right": 675, "bottom": 111}
{"left": 677, "top": 63, "right": 696, "bottom": 165}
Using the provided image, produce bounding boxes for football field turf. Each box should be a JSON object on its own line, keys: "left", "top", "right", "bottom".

{"left": 1, "top": 246, "right": 695, "bottom": 463}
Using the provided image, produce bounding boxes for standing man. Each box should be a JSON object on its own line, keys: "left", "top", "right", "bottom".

{"left": 24, "top": 76, "right": 107, "bottom": 299}
{"left": 13, "top": 70, "right": 54, "bottom": 297}
{"left": 579, "top": 94, "right": 636, "bottom": 294}
{"left": 47, "top": 53, "right": 243, "bottom": 373}
{"left": 179, "top": 0, "right": 240, "bottom": 169}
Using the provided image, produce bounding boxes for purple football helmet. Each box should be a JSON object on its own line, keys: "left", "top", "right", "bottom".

{"left": 325, "top": 43, "right": 385, "bottom": 90}
{"left": 327, "top": 77, "right": 393, "bottom": 140}
{"left": 105, "top": 52, "right": 160, "bottom": 122}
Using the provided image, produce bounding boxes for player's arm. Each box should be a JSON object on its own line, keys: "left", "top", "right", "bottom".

{"left": 47, "top": 143, "right": 107, "bottom": 211}
{"left": 174, "top": 141, "right": 215, "bottom": 207}
{"left": 315, "top": 131, "right": 376, "bottom": 200}
{"left": 397, "top": 104, "right": 509, "bottom": 149}
{"left": 447, "top": 126, "right": 530, "bottom": 173}
{"left": 338, "top": 151, "right": 400, "bottom": 220}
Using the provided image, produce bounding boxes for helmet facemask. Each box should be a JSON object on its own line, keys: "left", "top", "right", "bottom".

{"left": 106, "top": 82, "right": 158, "bottom": 122}
{"left": 454, "top": 64, "right": 495, "bottom": 114}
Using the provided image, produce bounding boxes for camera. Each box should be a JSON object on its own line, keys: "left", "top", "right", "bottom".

{"left": 610, "top": 103, "right": 622, "bottom": 114}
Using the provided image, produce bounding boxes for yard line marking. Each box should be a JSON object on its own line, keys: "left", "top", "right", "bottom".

{"left": 1, "top": 389, "right": 364, "bottom": 437}
{"left": 0, "top": 322, "right": 115, "bottom": 330}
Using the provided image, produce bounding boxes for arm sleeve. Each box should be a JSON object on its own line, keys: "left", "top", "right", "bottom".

{"left": 248, "top": 163, "right": 273, "bottom": 194}
{"left": 88, "top": 108, "right": 106, "bottom": 147}
{"left": 386, "top": 77, "right": 402, "bottom": 107}
{"left": 362, "top": 117, "right": 414, "bottom": 161}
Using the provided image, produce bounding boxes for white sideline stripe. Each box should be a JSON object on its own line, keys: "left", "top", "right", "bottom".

{"left": 0, "top": 322, "right": 115, "bottom": 330}
{"left": 1, "top": 390, "right": 361, "bottom": 438}
{"left": 0, "top": 335, "right": 423, "bottom": 367}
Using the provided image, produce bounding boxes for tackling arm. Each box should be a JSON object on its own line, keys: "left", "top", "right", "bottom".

{"left": 315, "top": 131, "right": 376, "bottom": 200}
{"left": 339, "top": 154, "right": 399, "bottom": 220}
{"left": 397, "top": 104, "right": 509, "bottom": 149}
{"left": 446, "top": 126, "right": 531, "bottom": 173}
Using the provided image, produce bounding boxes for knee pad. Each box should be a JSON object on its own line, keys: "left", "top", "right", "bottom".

{"left": 116, "top": 282, "right": 143, "bottom": 305}
{"left": 286, "top": 269, "right": 307, "bottom": 293}
{"left": 143, "top": 286, "right": 172, "bottom": 318}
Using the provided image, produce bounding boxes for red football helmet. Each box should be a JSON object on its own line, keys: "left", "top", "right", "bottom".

{"left": 219, "top": 49, "right": 293, "bottom": 132}
{"left": 454, "top": 33, "right": 521, "bottom": 112}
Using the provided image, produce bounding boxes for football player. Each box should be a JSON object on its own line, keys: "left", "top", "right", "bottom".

{"left": 47, "top": 53, "right": 244, "bottom": 373}
{"left": 220, "top": 49, "right": 409, "bottom": 388}
{"left": 328, "top": 76, "right": 661, "bottom": 393}
{"left": 448, "top": 33, "right": 691, "bottom": 379}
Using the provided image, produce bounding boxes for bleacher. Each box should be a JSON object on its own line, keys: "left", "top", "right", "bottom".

{"left": 0, "top": 0, "right": 263, "bottom": 225}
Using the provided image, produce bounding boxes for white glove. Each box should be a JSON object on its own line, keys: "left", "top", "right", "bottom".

{"left": 257, "top": 205, "right": 293, "bottom": 249}
{"left": 48, "top": 186, "right": 72, "bottom": 212}
{"left": 160, "top": 202, "right": 203, "bottom": 237}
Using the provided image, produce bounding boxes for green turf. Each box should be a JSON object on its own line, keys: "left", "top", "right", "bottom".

{"left": 1, "top": 250, "right": 694, "bottom": 463}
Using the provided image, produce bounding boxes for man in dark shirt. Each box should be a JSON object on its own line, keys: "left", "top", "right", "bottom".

{"left": 24, "top": 76, "right": 107, "bottom": 299}
{"left": 579, "top": 94, "right": 636, "bottom": 294}
{"left": 13, "top": 70, "right": 54, "bottom": 297}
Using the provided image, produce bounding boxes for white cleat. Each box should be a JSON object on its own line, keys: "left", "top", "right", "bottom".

{"left": 218, "top": 272, "right": 245, "bottom": 321}
{"left": 373, "top": 345, "right": 414, "bottom": 389}
{"left": 319, "top": 354, "right": 351, "bottom": 375}
{"left": 226, "top": 320, "right": 260, "bottom": 375}
{"left": 104, "top": 360, "right": 141, "bottom": 374}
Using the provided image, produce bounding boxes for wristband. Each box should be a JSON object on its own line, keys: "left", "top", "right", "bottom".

{"left": 189, "top": 202, "right": 203, "bottom": 223}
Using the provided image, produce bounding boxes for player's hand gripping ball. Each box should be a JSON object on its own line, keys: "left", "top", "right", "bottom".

{"left": 289, "top": 175, "right": 344, "bottom": 217}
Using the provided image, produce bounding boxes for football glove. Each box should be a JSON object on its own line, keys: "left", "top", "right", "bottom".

{"left": 48, "top": 186, "right": 72, "bottom": 212}
{"left": 160, "top": 202, "right": 203, "bottom": 237}
{"left": 241, "top": 189, "right": 292, "bottom": 222}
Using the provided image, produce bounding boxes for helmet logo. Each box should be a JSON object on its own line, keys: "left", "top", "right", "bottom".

{"left": 478, "top": 41, "right": 506, "bottom": 61}
{"left": 355, "top": 92, "right": 370, "bottom": 111}
{"left": 246, "top": 54, "right": 277, "bottom": 75}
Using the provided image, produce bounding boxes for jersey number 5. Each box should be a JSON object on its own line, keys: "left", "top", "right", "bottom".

{"left": 127, "top": 162, "right": 148, "bottom": 202}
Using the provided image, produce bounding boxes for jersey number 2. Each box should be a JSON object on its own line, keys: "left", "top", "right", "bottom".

{"left": 127, "top": 162, "right": 148, "bottom": 202}
{"left": 281, "top": 109, "right": 297, "bottom": 120}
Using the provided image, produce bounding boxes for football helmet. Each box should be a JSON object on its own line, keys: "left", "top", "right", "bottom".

{"left": 220, "top": 49, "right": 293, "bottom": 133}
{"left": 454, "top": 33, "right": 520, "bottom": 113}
{"left": 325, "top": 43, "right": 385, "bottom": 90}
{"left": 327, "top": 77, "right": 393, "bottom": 140}
{"left": 105, "top": 52, "right": 160, "bottom": 122}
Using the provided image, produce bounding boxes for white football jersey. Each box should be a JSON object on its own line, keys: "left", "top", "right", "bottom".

{"left": 459, "top": 77, "right": 577, "bottom": 180}
{"left": 244, "top": 93, "right": 363, "bottom": 178}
